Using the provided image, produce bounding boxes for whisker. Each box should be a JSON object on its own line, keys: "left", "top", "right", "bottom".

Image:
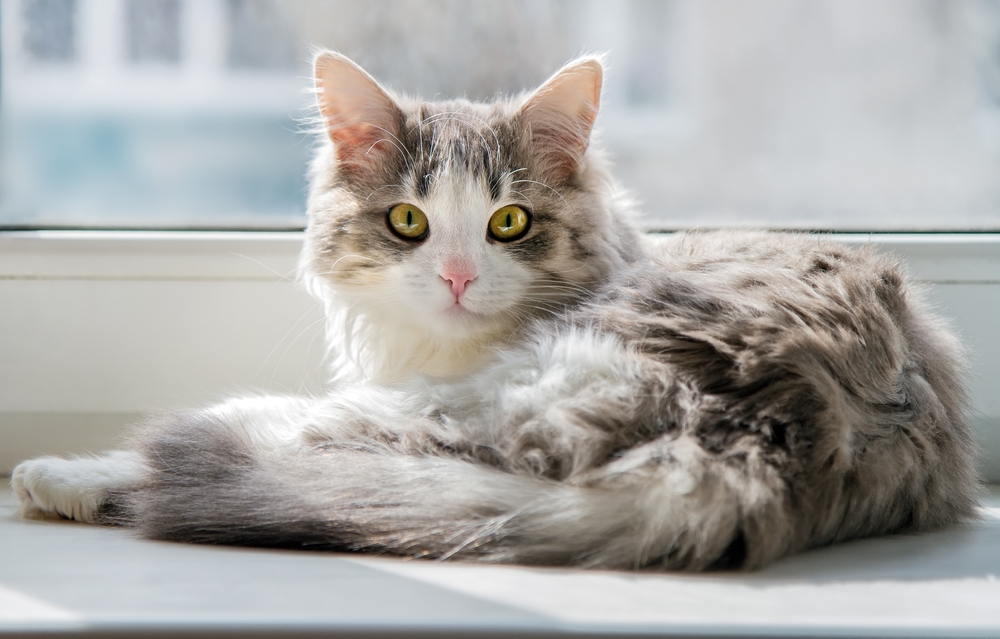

{"left": 418, "top": 111, "right": 499, "bottom": 169}
{"left": 362, "top": 121, "right": 415, "bottom": 168}
{"left": 318, "top": 254, "right": 391, "bottom": 274}
{"left": 508, "top": 189, "right": 536, "bottom": 210}
{"left": 228, "top": 252, "right": 299, "bottom": 284}
{"left": 511, "top": 179, "right": 570, "bottom": 208}
{"left": 268, "top": 314, "right": 329, "bottom": 385}
{"left": 255, "top": 300, "right": 325, "bottom": 378}
{"left": 366, "top": 183, "right": 405, "bottom": 201}
{"left": 365, "top": 137, "right": 412, "bottom": 172}
{"left": 499, "top": 167, "right": 528, "bottom": 181}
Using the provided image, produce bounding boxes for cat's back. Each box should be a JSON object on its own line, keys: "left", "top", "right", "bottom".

{"left": 615, "top": 230, "right": 927, "bottom": 339}
{"left": 590, "top": 231, "right": 964, "bottom": 398}
{"left": 642, "top": 230, "right": 902, "bottom": 305}
{"left": 571, "top": 230, "right": 977, "bottom": 538}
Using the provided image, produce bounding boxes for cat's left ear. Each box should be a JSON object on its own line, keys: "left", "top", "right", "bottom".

{"left": 519, "top": 56, "right": 604, "bottom": 184}
{"left": 314, "top": 51, "right": 404, "bottom": 177}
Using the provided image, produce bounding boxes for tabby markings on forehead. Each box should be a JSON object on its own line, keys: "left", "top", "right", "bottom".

{"left": 399, "top": 107, "right": 528, "bottom": 204}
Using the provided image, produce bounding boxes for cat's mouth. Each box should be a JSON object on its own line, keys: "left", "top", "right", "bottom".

{"left": 436, "top": 299, "right": 512, "bottom": 334}
{"left": 444, "top": 300, "right": 478, "bottom": 318}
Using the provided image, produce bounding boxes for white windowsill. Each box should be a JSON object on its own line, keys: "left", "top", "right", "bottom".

{"left": 2, "top": 483, "right": 999, "bottom": 637}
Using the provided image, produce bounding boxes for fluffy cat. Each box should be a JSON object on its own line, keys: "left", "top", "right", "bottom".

{"left": 12, "top": 52, "right": 979, "bottom": 570}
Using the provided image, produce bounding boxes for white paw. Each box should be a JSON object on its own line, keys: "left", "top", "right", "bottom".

{"left": 11, "top": 451, "right": 146, "bottom": 523}
{"left": 11, "top": 461, "right": 55, "bottom": 520}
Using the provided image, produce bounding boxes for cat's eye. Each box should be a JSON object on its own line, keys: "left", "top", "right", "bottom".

{"left": 387, "top": 204, "right": 429, "bottom": 241}
{"left": 488, "top": 205, "right": 531, "bottom": 242}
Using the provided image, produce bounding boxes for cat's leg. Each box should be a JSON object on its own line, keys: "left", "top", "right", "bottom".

{"left": 116, "top": 394, "right": 782, "bottom": 569}
{"left": 12, "top": 450, "right": 149, "bottom": 523}
{"left": 414, "top": 327, "right": 798, "bottom": 569}
{"left": 11, "top": 395, "right": 321, "bottom": 524}
{"left": 102, "top": 331, "right": 791, "bottom": 569}
{"left": 203, "top": 394, "right": 320, "bottom": 447}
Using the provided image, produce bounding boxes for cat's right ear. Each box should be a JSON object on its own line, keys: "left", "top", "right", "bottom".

{"left": 519, "top": 56, "right": 604, "bottom": 184}
{"left": 314, "top": 51, "right": 404, "bottom": 177}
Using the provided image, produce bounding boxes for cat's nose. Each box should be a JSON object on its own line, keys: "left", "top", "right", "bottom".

{"left": 440, "top": 270, "right": 477, "bottom": 301}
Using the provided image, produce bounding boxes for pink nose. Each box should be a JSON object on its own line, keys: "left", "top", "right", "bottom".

{"left": 440, "top": 269, "right": 477, "bottom": 301}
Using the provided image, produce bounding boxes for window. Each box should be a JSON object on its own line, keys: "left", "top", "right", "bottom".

{"left": 126, "top": 0, "right": 181, "bottom": 64}
{"left": 1, "top": 0, "right": 310, "bottom": 229}
{"left": 4, "top": 0, "right": 998, "bottom": 231}
{"left": 225, "top": 0, "right": 297, "bottom": 70}
{"left": 21, "top": 0, "right": 76, "bottom": 62}
{"left": 625, "top": 0, "right": 673, "bottom": 108}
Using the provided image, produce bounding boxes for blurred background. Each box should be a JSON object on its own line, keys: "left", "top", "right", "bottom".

{"left": 1, "top": 0, "right": 999, "bottom": 230}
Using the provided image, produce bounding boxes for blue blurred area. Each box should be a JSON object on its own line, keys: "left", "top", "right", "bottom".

{"left": 2, "top": 116, "right": 311, "bottom": 228}
{"left": 2, "top": 0, "right": 998, "bottom": 230}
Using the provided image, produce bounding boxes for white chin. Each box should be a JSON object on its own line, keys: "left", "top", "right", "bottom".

{"left": 430, "top": 304, "right": 503, "bottom": 337}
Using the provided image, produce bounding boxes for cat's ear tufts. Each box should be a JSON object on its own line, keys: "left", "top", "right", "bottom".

{"left": 314, "top": 51, "right": 404, "bottom": 177}
{"left": 520, "top": 56, "right": 604, "bottom": 184}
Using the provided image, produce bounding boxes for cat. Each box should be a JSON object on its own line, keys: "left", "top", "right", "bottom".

{"left": 12, "top": 52, "right": 979, "bottom": 571}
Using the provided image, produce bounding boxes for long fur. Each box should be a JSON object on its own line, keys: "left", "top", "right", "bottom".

{"left": 12, "top": 53, "right": 979, "bottom": 571}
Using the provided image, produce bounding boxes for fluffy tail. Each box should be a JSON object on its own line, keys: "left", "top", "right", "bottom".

{"left": 103, "top": 413, "right": 781, "bottom": 571}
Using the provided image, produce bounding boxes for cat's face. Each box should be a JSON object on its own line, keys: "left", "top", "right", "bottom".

{"left": 304, "top": 52, "right": 626, "bottom": 347}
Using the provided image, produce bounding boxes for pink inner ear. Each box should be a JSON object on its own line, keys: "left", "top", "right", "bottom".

{"left": 328, "top": 123, "right": 394, "bottom": 175}
{"left": 314, "top": 52, "right": 404, "bottom": 178}
{"left": 530, "top": 118, "right": 594, "bottom": 183}
{"left": 520, "top": 58, "right": 603, "bottom": 184}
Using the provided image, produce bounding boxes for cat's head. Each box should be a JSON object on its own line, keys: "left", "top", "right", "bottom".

{"left": 302, "top": 51, "right": 639, "bottom": 380}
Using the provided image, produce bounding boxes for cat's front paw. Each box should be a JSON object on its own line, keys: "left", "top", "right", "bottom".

{"left": 12, "top": 457, "right": 104, "bottom": 522}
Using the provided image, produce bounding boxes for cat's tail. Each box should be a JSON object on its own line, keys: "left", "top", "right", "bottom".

{"left": 103, "top": 411, "right": 791, "bottom": 571}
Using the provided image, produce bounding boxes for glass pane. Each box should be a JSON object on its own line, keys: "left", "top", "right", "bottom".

{"left": 225, "top": 0, "right": 297, "bottom": 70}
{"left": 1, "top": 0, "right": 310, "bottom": 229}
{"left": 21, "top": 0, "right": 76, "bottom": 62}
{"left": 127, "top": 0, "right": 181, "bottom": 64}
{"left": 1, "top": 0, "right": 998, "bottom": 230}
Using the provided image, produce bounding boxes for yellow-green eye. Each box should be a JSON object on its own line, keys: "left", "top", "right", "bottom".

{"left": 387, "top": 204, "right": 429, "bottom": 241}
{"left": 488, "top": 205, "right": 531, "bottom": 242}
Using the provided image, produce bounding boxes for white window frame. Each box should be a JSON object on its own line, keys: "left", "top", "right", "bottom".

{"left": 0, "top": 0, "right": 305, "bottom": 115}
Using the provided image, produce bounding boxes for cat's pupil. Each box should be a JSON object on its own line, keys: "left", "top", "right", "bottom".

{"left": 504, "top": 213, "right": 512, "bottom": 228}
{"left": 406, "top": 210, "right": 413, "bottom": 227}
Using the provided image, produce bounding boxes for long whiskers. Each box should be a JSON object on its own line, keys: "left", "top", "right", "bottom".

{"left": 419, "top": 111, "right": 501, "bottom": 155}
{"left": 511, "top": 178, "right": 570, "bottom": 208}
{"left": 254, "top": 300, "right": 325, "bottom": 380}
{"left": 416, "top": 111, "right": 502, "bottom": 171}
{"left": 365, "top": 183, "right": 405, "bottom": 201}
{"left": 315, "top": 253, "right": 392, "bottom": 276}
{"left": 228, "top": 252, "right": 299, "bottom": 284}
{"left": 361, "top": 122, "right": 415, "bottom": 171}
{"left": 266, "top": 313, "right": 329, "bottom": 386}
{"left": 508, "top": 188, "right": 536, "bottom": 211}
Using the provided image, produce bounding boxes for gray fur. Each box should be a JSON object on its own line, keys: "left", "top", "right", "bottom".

{"left": 98, "top": 231, "right": 979, "bottom": 570}
{"left": 21, "top": 53, "right": 980, "bottom": 571}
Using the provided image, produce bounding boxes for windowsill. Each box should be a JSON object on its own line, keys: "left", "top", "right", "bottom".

{"left": 2, "top": 483, "right": 999, "bottom": 637}
{"left": 0, "top": 229, "right": 306, "bottom": 280}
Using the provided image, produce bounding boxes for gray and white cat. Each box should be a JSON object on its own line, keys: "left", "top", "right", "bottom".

{"left": 13, "top": 53, "right": 979, "bottom": 570}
